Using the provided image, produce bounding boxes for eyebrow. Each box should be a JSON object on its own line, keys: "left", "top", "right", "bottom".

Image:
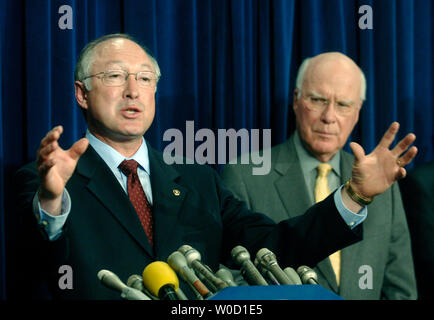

{"left": 338, "top": 99, "right": 355, "bottom": 106}
{"left": 307, "top": 91, "right": 327, "bottom": 99}
{"left": 308, "top": 91, "right": 355, "bottom": 105}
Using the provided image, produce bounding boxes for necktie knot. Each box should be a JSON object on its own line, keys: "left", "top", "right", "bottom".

{"left": 317, "top": 163, "right": 332, "bottom": 178}
{"left": 119, "top": 159, "right": 139, "bottom": 176}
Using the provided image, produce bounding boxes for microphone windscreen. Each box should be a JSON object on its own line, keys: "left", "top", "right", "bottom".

{"left": 142, "top": 261, "right": 179, "bottom": 296}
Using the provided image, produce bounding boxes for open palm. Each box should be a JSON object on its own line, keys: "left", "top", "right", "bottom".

{"left": 36, "top": 126, "right": 89, "bottom": 205}
{"left": 350, "top": 122, "right": 417, "bottom": 198}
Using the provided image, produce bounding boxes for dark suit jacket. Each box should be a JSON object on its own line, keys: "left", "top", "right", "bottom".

{"left": 13, "top": 142, "right": 362, "bottom": 300}
{"left": 399, "top": 160, "right": 434, "bottom": 300}
{"left": 221, "top": 135, "right": 417, "bottom": 299}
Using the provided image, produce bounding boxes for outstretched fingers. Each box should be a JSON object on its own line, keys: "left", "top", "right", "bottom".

{"left": 40, "top": 125, "right": 63, "bottom": 148}
{"left": 377, "top": 122, "right": 400, "bottom": 150}
{"left": 37, "top": 126, "right": 63, "bottom": 168}
{"left": 392, "top": 132, "right": 417, "bottom": 156}
{"left": 396, "top": 145, "right": 418, "bottom": 168}
{"left": 36, "top": 126, "right": 89, "bottom": 177}
{"left": 377, "top": 122, "right": 417, "bottom": 169}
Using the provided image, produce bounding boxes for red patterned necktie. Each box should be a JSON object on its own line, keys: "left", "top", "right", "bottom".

{"left": 119, "top": 159, "right": 153, "bottom": 247}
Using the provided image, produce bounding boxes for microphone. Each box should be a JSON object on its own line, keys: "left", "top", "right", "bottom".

{"left": 127, "top": 274, "right": 158, "bottom": 299}
{"left": 283, "top": 267, "right": 302, "bottom": 285}
{"left": 297, "top": 266, "right": 319, "bottom": 284}
{"left": 174, "top": 287, "right": 189, "bottom": 300}
{"left": 256, "top": 248, "right": 292, "bottom": 285}
{"left": 127, "top": 274, "right": 145, "bottom": 291}
{"left": 231, "top": 245, "right": 268, "bottom": 286}
{"left": 194, "top": 270, "right": 218, "bottom": 293}
{"left": 177, "top": 246, "right": 217, "bottom": 293}
{"left": 142, "top": 261, "right": 180, "bottom": 300}
{"left": 97, "top": 269, "right": 151, "bottom": 300}
{"left": 167, "top": 251, "right": 212, "bottom": 299}
{"left": 254, "top": 257, "right": 280, "bottom": 285}
{"left": 130, "top": 272, "right": 187, "bottom": 300}
{"left": 215, "top": 267, "right": 238, "bottom": 287}
{"left": 178, "top": 245, "right": 229, "bottom": 291}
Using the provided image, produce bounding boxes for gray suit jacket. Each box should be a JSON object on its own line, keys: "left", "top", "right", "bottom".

{"left": 221, "top": 135, "right": 417, "bottom": 299}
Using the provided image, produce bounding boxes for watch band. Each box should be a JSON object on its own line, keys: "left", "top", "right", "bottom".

{"left": 344, "top": 178, "right": 373, "bottom": 206}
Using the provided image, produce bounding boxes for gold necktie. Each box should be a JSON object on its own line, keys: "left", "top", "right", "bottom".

{"left": 314, "top": 163, "right": 341, "bottom": 285}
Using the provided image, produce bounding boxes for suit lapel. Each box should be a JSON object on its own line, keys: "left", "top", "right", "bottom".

{"left": 273, "top": 136, "right": 312, "bottom": 218}
{"left": 76, "top": 146, "right": 155, "bottom": 259}
{"left": 146, "top": 144, "right": 188, "bottom": 260}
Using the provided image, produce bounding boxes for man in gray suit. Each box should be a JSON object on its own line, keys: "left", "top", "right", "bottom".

{"left": 221, "top": 52, "right": 417, "bottom": 299}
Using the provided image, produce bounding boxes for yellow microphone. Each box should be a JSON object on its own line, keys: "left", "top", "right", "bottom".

{"left": 142, "top": 261, "right": 180, "bottom": 300}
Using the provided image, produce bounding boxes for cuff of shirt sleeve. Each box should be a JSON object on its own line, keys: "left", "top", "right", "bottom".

{"left": 334, "top": 184, "right": 367, "bottom": 229}
{"left": 33, "top": 189, "right": 71, "bottom": 241}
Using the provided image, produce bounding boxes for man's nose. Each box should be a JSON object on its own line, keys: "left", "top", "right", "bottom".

{"left": 123, "top": 74, "right": 140, "bottom": 99}
{"left": 320, "top": 101, "right": 337, "bottom": 123}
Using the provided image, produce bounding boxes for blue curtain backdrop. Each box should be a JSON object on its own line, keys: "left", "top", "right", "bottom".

{"left": 1, "top": 0, "right": 432, "bottom": 299}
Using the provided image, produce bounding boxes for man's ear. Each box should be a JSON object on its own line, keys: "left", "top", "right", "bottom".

{"left": 75, "top": 81, "right": 88, "bottom": 110}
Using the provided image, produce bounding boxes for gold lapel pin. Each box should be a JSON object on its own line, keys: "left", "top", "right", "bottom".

{"left": 173, "top": 189, "right": 181, "bottom": 196}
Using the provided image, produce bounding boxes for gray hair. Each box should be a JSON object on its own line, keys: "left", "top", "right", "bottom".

{"left": 74, "top": 33, "right": 161, "bottom": 91}
{"left": 295, "top": 56, "right": 366, "bottom": 101}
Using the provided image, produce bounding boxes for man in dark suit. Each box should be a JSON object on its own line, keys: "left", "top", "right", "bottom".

{"left": 222, "top": 52, "right": 417, "bottom": 299}
{"left": 399, "top": 160, "right": 434, "bottom": 300}
{"left": 13, "top": 35, "right": 417, "bottom": 300}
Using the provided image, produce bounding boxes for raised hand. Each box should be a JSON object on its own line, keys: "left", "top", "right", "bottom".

{"left": 349, "top": 122, "right": 417, "bottom": 199}
{"left": 36, "top": 125, "right": 89, "bottom": 215}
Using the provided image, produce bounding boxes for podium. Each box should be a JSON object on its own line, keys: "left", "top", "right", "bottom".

{"left": 209, "top": 285, "right": 343, "bottom": 300}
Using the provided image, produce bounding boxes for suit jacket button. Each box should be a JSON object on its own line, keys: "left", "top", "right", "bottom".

{"left": 173, "top": 189, "right": 181, "bottom": 196}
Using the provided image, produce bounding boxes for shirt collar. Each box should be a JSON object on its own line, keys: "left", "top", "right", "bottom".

{"left": 85, "top": 129, "right": 150, "bottom": 175}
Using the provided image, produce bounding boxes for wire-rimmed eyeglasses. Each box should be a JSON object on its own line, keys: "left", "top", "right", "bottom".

{"left": 80, "top": 70, "right": 159, "bottom": 88}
